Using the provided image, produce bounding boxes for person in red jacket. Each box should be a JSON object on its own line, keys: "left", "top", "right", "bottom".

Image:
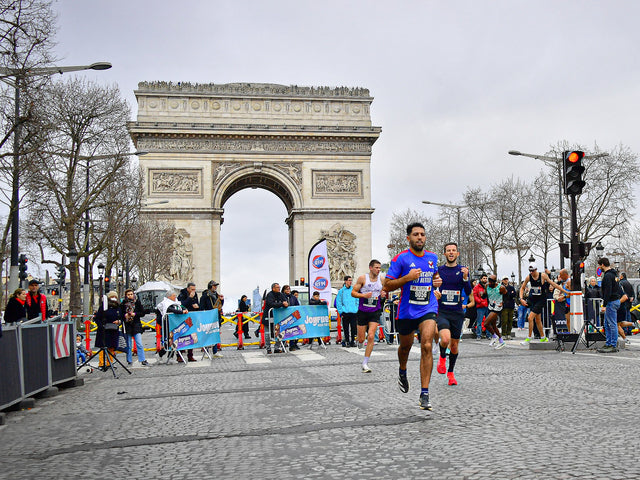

{"left": 25, "top": 280, "right": 47, "bottom": 321}
{"left": 472, "top": 274, "right": 489, "bottom": 339}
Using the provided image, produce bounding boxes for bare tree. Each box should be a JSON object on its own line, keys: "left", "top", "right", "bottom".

{"left": 0, "top": 0, "right": 56, "bottom": 305}
{"left": 127, "top": 218, "right": 176, "bottom": 284}
{"left": 528, "top": 171, "right": 561, "bottom": 269}
{"left": 500, "top": 177, "right": 536, "bottom": 283}
{"left": 462, "top": 185, "right": 511, "bottom": 275}
{"left": 386, "top": 208, "right": 447, "bottom": 262}
{"left": 22, "top": 77, "right": 131, "bottom": 315}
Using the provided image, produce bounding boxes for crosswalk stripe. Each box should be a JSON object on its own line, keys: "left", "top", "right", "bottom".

{"left": 242, "top": 352, "right": 271, "bottom": 364}
{"left": 290, "top": 349, "right": 324, "bottom": 361}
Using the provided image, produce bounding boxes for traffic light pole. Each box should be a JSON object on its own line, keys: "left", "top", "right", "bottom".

{"left": 569, "top": 193, "right": 584, "bottom": 333}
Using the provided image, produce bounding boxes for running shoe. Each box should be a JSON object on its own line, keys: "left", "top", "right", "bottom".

{"left": 520, "top": 337, "right": 531, "bottom": 346}
{"left": 447, "top": 372, "right": 457, "bottom": 386}
{"left": 398, "top": 373, "right": 409, "bottom": 393}
{"left": 625, "top": 338, "right": 631, "bottom": 345}
{"left": 436, "top": 356, "right": 446, "bottom": 374}
{"left": 495, "top": 339, "right": 505, "bottom": 350}
{"left": 362, "top": 364, "right": 372, "bottom": 373}
{"left": 489, "top": 336, "right": 497, "bottom": 347}
{"left": 539, "top": 337, "right": 549, "bottom": 343}
{"left": 419, "top": 393, "right": 433, "bottom": 411}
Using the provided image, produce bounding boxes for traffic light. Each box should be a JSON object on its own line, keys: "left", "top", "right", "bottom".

{"left": 18, "top": 254, "right": 28, "bottom": 281}
{"left": 104, "top": 275, "right": 110, "bottom": 292}
{"left": 562, "top": 150, "right": 585, "bottom": 195}
{"left": 56, "top": 264, "right": 66, "bottom": 285}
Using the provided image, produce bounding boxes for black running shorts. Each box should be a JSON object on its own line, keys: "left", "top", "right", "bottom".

{"left": 529, "top": 298, "right": 545, "bottom": 315}
{"left": 436, "top": 310, "right": 465, "bottom": 340}
{"left": 357, "top": 310, "right": 381, "bottom": 326}
{"left": 397, "top": 312, "right": 437, "bottom": 335}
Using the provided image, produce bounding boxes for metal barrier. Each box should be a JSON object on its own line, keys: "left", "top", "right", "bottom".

{"left": 0, "top": 316, "right": 76, "bottom": 411}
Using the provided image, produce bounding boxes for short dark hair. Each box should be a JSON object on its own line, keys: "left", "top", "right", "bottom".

{"left": 312, "top": 291, "right": 320, "bottom": 296}
{"left": 343, "top": 275, "right": 352, "bottom": 282}
{"left": 187, "top": 282, "right": 196, "bottom": 288}
{"left": 597, "top": 257, "right": 610, "bottom": 267}
{"left": 443, "top": 242, "right": 458, "bottom": 252}
{"left": 406, "top": 222, "right": 425, "bottom": 235}
{"left": 620, "top": 272, "right": 627, "bottom": 279}
{"left": 369, "top": 259, "right": 381, "bottom": 268}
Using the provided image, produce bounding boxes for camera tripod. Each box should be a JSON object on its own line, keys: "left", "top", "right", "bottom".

{"left": 77, "top": 326, "right": 132, "bottom": 378}
{"left": 571, "top": 317, "right": 605, "bottom": 354}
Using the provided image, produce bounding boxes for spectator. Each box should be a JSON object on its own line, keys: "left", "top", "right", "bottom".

{"left": 517, "top": 286, "right": 529, "bottom": 331}
{"left": 121, "top": 289, "right": 148, "bottom": 366}
{"left": 263, "top": 283, "right": 289, "bottom": 354}
{"left": 76, "top": 334, "right": 90, "bottom": 365}
{"left": 4, "top": 288, "right": 27, "bottom": 324}
{"left": 584, "top": 277, "right": 602, "bottom": 323}
{"left": 336, "top": 275, "right": 358, "bottom": 347}
{"left": 619, "top": 272, "right": 635, "bottom": 325}
{"left": 308, "top": 290, "right": 327, "bottom": 347}
{"left": 25, "top": 280, "right": 47, "bottom": 321}
{"left": 178, "top": 282, "right": 200, "bottom": 362}
{"left": 500, "top": 277, "right": 517, "bottom": 340}
{"left": 465, "top": 279, "right": 477, "bottom": 332}
{"left": 201, "top": 280, "right": 224, "bottom": 358}
{"left": 282, "top": 285, "right": 300, "bottom": 350}
{"left": 94, "top": 291, "right": 124, "bottom": 369}
{"left": 237, "top": 295, "right": 251, "bottom": 339}
{"left": 473, "top": 274, "right": 489, "bottom": 339}
{"left": 156, "top": 290, "right": 188, "bottom": 358}
{"left": 597, "top": 257, "right": 622, "bottom": 353}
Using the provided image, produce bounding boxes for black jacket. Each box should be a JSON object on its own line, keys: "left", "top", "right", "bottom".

{"left": 502, "top": 284, "right": 517, "bottom": 309}
{"left": 201, "top": 289, "right": 223, "bottom": 311}
{"left": 263, "top": 290, "right": 287, "bottom": 324}
{"left": 122, "top": 298, "right": 145, "bottom": 336}
{"left": 600, "top": 269, "right": 622, "bottom": 306}
{"left": 4, "top": 297, "right": 27, "bottom": 324}
{"left": 178, "top": 288, "right": 200, "bottom": 311}
{"left": 94, "top": 299, "right": 124, "bottom": 349}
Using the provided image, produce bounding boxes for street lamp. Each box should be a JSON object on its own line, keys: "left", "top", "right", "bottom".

{"left": 510, "top": 272, "right": 516, "bottom": 284}
{"left": 97, "top": 263, "right": 105, "bottom": 300}
{"left": 595, "top": 241, "right": 604, "bottom": 258}
{"left": 508, "top": 149, "right": 608, "bottom": 270}
{"left": 528, "top": 253, "right": 535, "bottom": 264}
{"left": 1, "top": 61, "right": 112, "bottom": 292}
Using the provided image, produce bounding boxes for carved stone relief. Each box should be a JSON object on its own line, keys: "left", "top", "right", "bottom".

{"left": 137, "top": 137, "right": 372, "bottom": 154}
{"left": 162, "top": 228, "right": 194, "bottom": 284}
{"left": 312, "top": 170, "right": 362, "bottom": 197}
{"left": 150, "top": 169, "right": 201, "bottom": 195}
{"left": 320, "top": 224, "right": 357, "bottom": 284}
{"left": 213, "top": 162, "right": 302, "bottom": 188}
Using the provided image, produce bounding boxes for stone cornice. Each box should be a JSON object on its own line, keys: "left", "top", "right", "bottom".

{"left": 136, "top": 81, "right": 372, "bottom": 99}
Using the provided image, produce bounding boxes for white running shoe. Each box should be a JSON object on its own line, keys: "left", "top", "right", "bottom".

{"left": 520, "top": 337, "right": 531, "bottom": 346}
{"left": 489, "top": 336, "right": 497, "bottom": 347}
{"left": 495, "top": 339, "right": 506, "bottom": 349}
{"left": 362, "top": 364, "right": 372, "bottom": 373}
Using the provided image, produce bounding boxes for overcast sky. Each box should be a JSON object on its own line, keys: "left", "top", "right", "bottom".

{"left": 50, "top": 0, "right": 640, "bottom": 308}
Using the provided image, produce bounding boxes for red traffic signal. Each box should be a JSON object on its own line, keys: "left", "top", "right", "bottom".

{"left": 562, "top": 150, "right": 585, "bottom": 195}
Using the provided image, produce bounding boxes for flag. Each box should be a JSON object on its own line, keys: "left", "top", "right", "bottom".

{"left": 308, "top": 239, "right": 332, "bottom": 305}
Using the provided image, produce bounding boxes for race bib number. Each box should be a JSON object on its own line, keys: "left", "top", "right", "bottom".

{"left": 409, "top": 285, "right": 431, "bottom": 305}
{"left": 530, "top": 286, "right": 542, "bottom": 296}
{"left": 489, "top": 300, "right": 503, "bottom": 309}
{"left": 365, "top": 296, "right": 379, "bottom": 307}
{"left": 441, "top": 289, "right": 461, "bottom": 306}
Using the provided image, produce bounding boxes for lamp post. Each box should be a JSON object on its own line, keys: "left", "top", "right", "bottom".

{"left": 595, "top": 241, "right": 604, "bottom": 258}
{"left": 97, "top": 263, "right": 105, "bottom": 301}
{"left": 511, "top": 272, "right": 516, "bottom": 285}
{"left": 508, "top": 149, "right": 608, "bottom": 270}
{"left": 0, "top": 61, "right": 112, "bottom": 292}
{"left": 81, "top": 150, "right": 147, "bottom": 316}
{"left": 422, "top": 200, "right": 464, "bottom": 245}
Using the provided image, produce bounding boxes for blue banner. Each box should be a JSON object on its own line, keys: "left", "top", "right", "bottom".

{"left": 273, "top": 305, "right": 330, "bottom": 340}
{"left": 168, "top": 310, "right": 220, "bottom": 350}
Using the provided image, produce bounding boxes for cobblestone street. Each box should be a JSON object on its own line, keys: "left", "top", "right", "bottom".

{"left": 2, "top": 328, "right": 640, "bottom": 480}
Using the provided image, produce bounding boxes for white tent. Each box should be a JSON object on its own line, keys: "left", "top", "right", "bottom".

{"left": 135, "top": 281, "right": 181, "bottom": 294}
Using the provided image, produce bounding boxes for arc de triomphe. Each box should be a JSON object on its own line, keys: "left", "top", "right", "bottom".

{"left": 128, "top": 82, "right": 381, "bottom": 288}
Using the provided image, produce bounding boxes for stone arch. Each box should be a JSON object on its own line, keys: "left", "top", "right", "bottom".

{"left": 213, "top": 164, "right": 302, "bottom": 212}
{"left": 129, "top": 82, "right": 380, "bottom": 288}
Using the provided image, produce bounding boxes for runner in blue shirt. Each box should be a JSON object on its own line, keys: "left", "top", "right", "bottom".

{"left": 433, "top": 242, "right": 471, "bottom": 386}
{"left": 383, "top": 222, "right": 442, "bottom": 412}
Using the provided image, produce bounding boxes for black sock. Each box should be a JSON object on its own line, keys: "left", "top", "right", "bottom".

{"left": 439, "top": 344, "right": 447, "bottom": 358}
{"left": 448, "top": 353, "right": 458, "bottom": 372}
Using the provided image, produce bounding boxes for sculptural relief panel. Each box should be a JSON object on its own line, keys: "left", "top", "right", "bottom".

{"left": 149, "top": 168, "right": 202, "bottom": 196}
{"left": 312, "top": 170, "right": 362, "bottom": 197}
{"left": 320, "top": 224, "right": 357, "bottom": 283}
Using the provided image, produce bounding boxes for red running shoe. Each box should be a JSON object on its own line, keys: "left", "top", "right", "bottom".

{"left": 437, "top": 356, "right": 446, "bottom": 374}
{"left": 447, "top": 372, "right": 457, "bottom": 386}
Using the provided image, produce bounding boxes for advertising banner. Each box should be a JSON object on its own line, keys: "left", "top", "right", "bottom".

{"left": 273, "top": 304, "right": 330, "bottom": 340}
{"left": 308, "top": 239, "right": 332, "bottom": 306}
{"left": 168, "top": 310, "right": 221, "bottom": 350}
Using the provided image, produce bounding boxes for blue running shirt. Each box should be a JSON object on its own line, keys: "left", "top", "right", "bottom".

{"left": 437, "top": 264, "right": 472, "bottom": 312}
{"left": 386, "top": 249, "right": 439, "bottom": 319}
